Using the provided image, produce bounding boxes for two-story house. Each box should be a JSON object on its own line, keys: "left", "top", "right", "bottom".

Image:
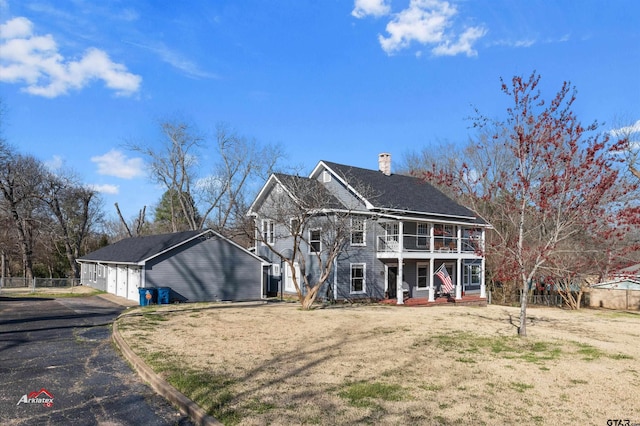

{"left": 248, "top": 154, "right": 489, "bottom": 305}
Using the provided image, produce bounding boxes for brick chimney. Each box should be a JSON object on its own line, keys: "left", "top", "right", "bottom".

{"left": 378, "top": 153, "right": 391, "bottom": 176}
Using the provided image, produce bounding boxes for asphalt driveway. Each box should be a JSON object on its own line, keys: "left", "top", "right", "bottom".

{"left": 0, "top": 295, "right": 193, "bottom": 425}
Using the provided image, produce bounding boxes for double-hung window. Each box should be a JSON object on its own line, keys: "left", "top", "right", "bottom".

{"left": 309, "top": 229, "right": 321, "bottom": 253}
{"left": 290, "top": 218, "right": 300, "bottom": 236}
{"left": 262, "top": 220, "right": 274, "bottom": 245}
{"left": 350, "top": 263, "right": 366, "bottom": 293}
{"left": 417, "top": 264, "right": 428, "bottom": 289}
{"left": 417, "top": 223, "right": 428, "bottom": 247}
{"left": 351, "top": 218, "right": 365, "bottom": 246}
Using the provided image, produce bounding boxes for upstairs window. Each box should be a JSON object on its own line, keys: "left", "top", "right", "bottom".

{"left": 290, "top": 218, "right": 300, "bottom": 236}
{"left": 309, "top": 229, "right": 321, "bottom": 252}
{"left": 262, "top": 220, "right": 274, "bottom": 245}
{"left": 417, "top": 223, "right": 428, "bottom": 247}
{"left": 351, "top": 218, "right": 366, "bottom": 246}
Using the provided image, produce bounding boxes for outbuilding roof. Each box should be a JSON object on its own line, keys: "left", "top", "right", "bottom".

{"left": 77, "top": 230, "right": 206, "bottom": 264}
{"left": 592, "top": 279, "right": 640, "bottom": 291}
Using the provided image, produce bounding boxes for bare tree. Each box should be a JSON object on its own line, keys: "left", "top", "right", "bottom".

{"left": 610, "top": 119, "right": 640, "bottom": 181}
{"left": 40, "top": 170, "right": 102, "bottom": 278}
{"left": 114, "top": 203, "right": 148, "bottom": 238}
{"left": 130, "top": 119, "right": 284, "bottom": 235}
{"left": 130, "top": 120, "right": 203, "bottom": 231}
{"left": 0, "top": 150, "right": 46, "bottom": 281}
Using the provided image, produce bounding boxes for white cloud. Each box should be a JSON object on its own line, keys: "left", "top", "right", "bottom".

{"left": 610, "top": 120, "right": 640, "bottom": 138}
{"left": 89, "top": 183, "right": 119, "bottom": 195}
{"left": 490, "top": 38, "right": 536, "bottom": 48}
{"left": 0, "top": 16, "right": 141, "bottom": 97}
{"left": 45, "top": 155, "right": 64, "bottom": 171}
{"left": 124, "top": 40, "right": 218, "bottom": 80}
{"left": 352, "top": 0, "right": 391, "bottom": 18}
{"left": 431, "top": 26, "right": 486, "bottom": 57}
{"left": 364, "top": 0, "right": 486, "bottom": 57}
{"left": 91, "top": 149, "right": 145, "bottom": 179}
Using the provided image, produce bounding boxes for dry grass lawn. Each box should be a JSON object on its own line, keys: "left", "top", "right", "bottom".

{"left": 117, "top": 302, "right": 640, "bottom": 425}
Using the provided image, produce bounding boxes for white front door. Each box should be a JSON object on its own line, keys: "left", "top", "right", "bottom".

{"left": 284, "top": 262, "right": 301, "bottom": 293}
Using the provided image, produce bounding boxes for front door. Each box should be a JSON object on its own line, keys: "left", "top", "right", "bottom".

{"left": 284, "top": 262, "right": 301, "bottom": 294}
{"left": 387, "top": 266, "right": 398, "bottom": 299}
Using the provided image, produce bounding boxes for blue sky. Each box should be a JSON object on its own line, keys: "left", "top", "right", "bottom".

{"left": 1, "top": 0, "right": 639, "bottom": 220}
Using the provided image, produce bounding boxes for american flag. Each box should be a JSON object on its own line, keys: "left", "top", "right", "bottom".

{"left": 435, "top": 264, "right": 453, "bottom": 294}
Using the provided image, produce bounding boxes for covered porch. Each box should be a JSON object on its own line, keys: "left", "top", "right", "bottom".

{"left": 375, "top": 218, "right": 486, "bottom": 306}
{"left": 381, "top": 257, "right": 486, "bottom": 306}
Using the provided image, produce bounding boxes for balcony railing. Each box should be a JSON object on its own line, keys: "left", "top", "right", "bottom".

{"left": 377, "top": 234, "right": 481, "bottom": 254}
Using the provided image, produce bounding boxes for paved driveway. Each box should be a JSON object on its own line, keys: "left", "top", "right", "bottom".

{"left": 0, "top": 295, "right": 193, "bottom": 425}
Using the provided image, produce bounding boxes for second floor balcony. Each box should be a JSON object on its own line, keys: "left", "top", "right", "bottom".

{"left": 376, "top": 222, "right": 484, "bottom": 258}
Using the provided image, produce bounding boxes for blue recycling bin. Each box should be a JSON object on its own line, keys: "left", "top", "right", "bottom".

{"left": 138, "top": 288, "right": 157, "bottom": 306}
{"left": 157, "top": 287, "right": 171, "bottom": 305}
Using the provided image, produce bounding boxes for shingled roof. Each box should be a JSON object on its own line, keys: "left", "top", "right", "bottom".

{"left": 78, "top": 230, "right": 205, "bottom": 263}
{"left": 321, "top": 161, "right": 481, "bottom": 221}
{"left": 274, "top": 173, "right": 345, "bottom": 210}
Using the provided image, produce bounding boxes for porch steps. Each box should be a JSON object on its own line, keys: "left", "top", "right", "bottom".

{"left": 380, "top": 295, "right": 487, "bottom": 308}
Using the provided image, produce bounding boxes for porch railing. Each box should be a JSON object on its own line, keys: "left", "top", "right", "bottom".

{"left": 377, "top": 235, "right": 481, "bottom": 253}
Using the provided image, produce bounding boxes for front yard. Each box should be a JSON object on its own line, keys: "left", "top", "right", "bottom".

{"left": 117, "top": 302, "right": 640, "bottom": 425}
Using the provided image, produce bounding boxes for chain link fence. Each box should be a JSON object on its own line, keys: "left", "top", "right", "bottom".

{"left": 0, "top": 277, "right": 82, "bottom": 294}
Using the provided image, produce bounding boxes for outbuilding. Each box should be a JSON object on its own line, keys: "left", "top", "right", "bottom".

{"left": 586, "top": 279, "right": 640, "bottom": 311}
{"left": 77, "top": 229, "right": 268, "bottom": 303}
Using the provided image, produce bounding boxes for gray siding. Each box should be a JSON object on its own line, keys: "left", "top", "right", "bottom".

{"left": 314, "top": 169, "right": 368, "bottom": 212}
{"left": 79, "top": 262, "right": 107, "bottom": 291}
{"left": 145, "top": 235, "right": 263, "bottom": 302}
{"left": 333, "top": 218, "right": 385, "bottom": 300}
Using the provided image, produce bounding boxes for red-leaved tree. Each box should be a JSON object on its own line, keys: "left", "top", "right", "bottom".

{"left": 418, "top": 72, "right": 638, "bottom": 336}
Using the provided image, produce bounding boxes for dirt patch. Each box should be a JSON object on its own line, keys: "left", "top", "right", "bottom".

{"left": 118, "top": 303, "right": 640, "bottom": 425}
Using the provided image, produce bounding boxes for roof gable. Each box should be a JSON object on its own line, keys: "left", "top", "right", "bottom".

{"left": 273, "top": 173, "right": 345, "bottom": 210}
{"left": 248, "top": 173, "right": 345, "bottom": 215}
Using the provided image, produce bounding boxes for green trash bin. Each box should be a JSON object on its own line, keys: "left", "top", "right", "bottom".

{"left": 157, "top": 287, "right": 170, "bottom": 305}
{"left": 138, "top": 288, "right": 157, "bottom": 306}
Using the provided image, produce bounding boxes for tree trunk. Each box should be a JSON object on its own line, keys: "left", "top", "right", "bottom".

{"left": 301, "top": 287, "right": 321, "bottom": 310}
{"left": 518, "top": 283, "right": 528, "bottom": 336}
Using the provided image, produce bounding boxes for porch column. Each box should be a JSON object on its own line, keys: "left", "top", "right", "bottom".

{"left": 455, "top": 258, "right": 462, "bottom": 300}
{"left": 480, "top": 257, "right": 487, "bottom": 298}
{"left": 428, "top": 258, "right": 435, "bottom": 302}
{"left": 396, "top": 221, "right": 404, "bottom": 305}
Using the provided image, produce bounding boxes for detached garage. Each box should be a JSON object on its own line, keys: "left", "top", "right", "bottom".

{"left": 77, "top": 229, "right": 268, "bottom": 303}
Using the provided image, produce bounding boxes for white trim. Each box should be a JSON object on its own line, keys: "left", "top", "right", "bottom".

{"left": 417, "top": 262, "right": 429, "bottom": 289}
{"left": 261, "top": 219, "right": 275, "bottom": 245}
{"left": 309, "top": 228, "right": 322, "bottom": 253}
{"left": 350, "top": 217, "right": 366, "bottom": 246}
{"left": 310, "top": 162, "right": 376, "bottom": 210}
{"left": 350, "top": 263, "right": 366, "bottom": 294}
